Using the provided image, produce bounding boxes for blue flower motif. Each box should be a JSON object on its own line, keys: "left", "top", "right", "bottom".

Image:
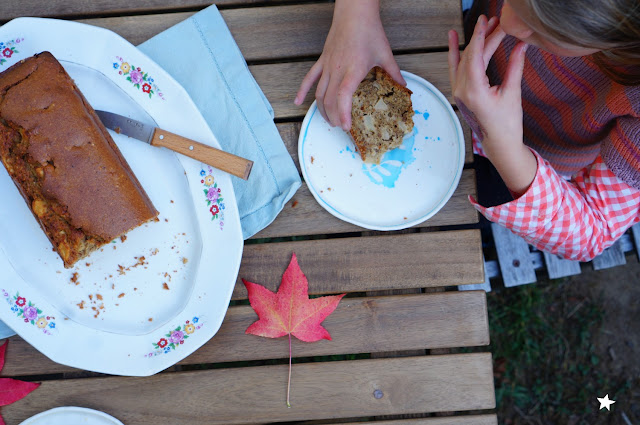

{"left": 49, "top": 322, "right": 56, "bottom": 329}
{"left": 113, "top": 62, "right": 118, "bottom": 69}
{"left": 149, "top": 78, "right": 154, "bottom": 83}
{"left": 200, "top": 170, "right": 206, "bottom": 176}
{"left": 11, "top": 306, "right": 18, "bottom": 312}
{"left": 220, "top": 203, "right": 226, "bottom": 210}
{"left": 193, "top": 316, "right": 199, "bottom": 323}
{"left": 164, "top": 347, "right": 171, "bottom": 353}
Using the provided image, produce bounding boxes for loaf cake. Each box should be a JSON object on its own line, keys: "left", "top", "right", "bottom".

{"left": 350, "top": 66, "right": 414, "bottom": 164}
{"left": 0, "top": 51, "right": 158, "bottom": 268}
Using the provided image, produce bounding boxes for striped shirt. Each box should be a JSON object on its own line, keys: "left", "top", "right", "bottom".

{"left": 466, "top": 0, "right": 640, "bottom": 260}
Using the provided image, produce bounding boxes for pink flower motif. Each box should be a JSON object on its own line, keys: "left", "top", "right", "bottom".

{"left": 157, "top": 338, "right": 168, "bottom": 348}
{"left": 207, "top": 189, "right": 219, "bottom": 202}
{"left": 210, "top": 204, "right": 219, "bottom": 216}
{"left": 170, "top": 330, "right": 184, "bottom": 344}
{"left": 130, "top": 69, "right": 143, "bottom": 85}
{"left": 2, "top": 48, "right": 12, "bottom": 58}
{"left": 23, "top": 305, "right": 38, "bottom": 321}
{"left": 16, "top": 296, "right": 26, "bottom": 307}
{"left": 142, "top": 83, "right": 151, "bottom": 93}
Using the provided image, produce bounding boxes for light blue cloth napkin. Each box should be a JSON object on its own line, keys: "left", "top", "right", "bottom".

{"left": 138, "top": 5, "right": 301, "bottom": 240}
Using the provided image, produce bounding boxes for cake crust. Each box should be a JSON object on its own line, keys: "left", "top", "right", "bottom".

{"left": 0, "top": 51, "right": 159, "bottom": 268}
{"left": 349, "top": 66, "right": 414, "bottom": 164}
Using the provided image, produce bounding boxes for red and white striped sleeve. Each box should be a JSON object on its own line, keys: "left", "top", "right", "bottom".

{"left": 470, "top": 148, "right": 640, "bottom": 261}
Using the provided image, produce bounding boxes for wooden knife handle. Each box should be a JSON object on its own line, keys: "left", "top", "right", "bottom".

{"left": 151, "top": 128, "right": 253, "bottom": 180}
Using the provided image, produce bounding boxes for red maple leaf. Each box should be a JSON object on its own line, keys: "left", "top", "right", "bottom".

{"left": 0, "top": 340, "right": 40, "bottom": 424}
{"left": 242, "top": 252, "right": 345, "bottom": 406}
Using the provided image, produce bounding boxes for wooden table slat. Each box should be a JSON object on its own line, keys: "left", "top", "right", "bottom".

{"left": 3, "top": 291, "right": 489, "bottom": 376}
{"left": 239, "top": 229, "right": 485, "bottom": 299}
{"left": 60, "top": 1, "right": 461, "bottom": 59}
{"left": 0, "top": 0, "right": 312, "bottom": 21}
{"left": 3, "top": 354, "right": 496, "bottom": 425}
{"left": 333, "top": 415, "right": 498, "bottom": 425}
{"left": 254, "top": 170, "right": 478, "bottom": 239}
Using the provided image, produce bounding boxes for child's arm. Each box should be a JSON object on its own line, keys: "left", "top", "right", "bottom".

{"left": 449, "top": 15, "right": 640, "bottom": 260}
{"left": 294, "top": 0, "right": 405, "bottom": 131}
{"left": 470, "top": 151, "right": 640, "bottom": 261}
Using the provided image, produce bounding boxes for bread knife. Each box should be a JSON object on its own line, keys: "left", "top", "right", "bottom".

{"left": 95, "top": 110, "right": 253, "bottom": 180}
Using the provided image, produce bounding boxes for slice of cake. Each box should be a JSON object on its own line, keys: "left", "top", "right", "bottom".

{"left": 350, "top": 66, "right": 414, "bottom": 164}
{"left": 0, "top": 52, "right": 159, "bottom": 268}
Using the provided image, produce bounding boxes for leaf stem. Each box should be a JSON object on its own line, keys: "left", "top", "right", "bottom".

{"left": 287, "top": 332, "right": 292, "bottom": 408}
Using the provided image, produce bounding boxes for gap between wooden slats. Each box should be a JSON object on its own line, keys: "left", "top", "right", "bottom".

{"left": 63, "top": 1, "right": 461, "bottom": 57}
{"left": 238, "top": 229, "right": 484, "bottom": 299}
{"left": 3, "top": 291, "right": 490, "bottom": 376}
{"left": 3, "top": 354, "right": 495, "bottom": 424}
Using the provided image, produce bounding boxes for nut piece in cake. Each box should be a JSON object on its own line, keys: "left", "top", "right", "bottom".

{"left": 349, "top": 66, "right": 414, "bottom": 164}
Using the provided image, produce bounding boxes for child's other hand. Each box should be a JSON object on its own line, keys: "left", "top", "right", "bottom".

{"left": 449, "top": 15, "right": 536, "bottom": 196}
{"left": 294, "top": 0, "right": 405, "bottom": 131}
{"left": 448, "top": 15, "right": 528, "bottom": 161}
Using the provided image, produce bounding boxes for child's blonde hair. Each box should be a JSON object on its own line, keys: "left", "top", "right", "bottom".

{"left": 524, "top": 0, "right": 640, "bottom": 85}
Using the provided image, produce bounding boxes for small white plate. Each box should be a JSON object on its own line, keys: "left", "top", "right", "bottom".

{"left": 19, "top": 407, "right": 124, "bottom": 425}
{"left": 298, "top": 71, "right": 464, "bottom": 230}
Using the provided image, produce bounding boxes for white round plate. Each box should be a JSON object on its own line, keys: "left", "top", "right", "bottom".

{"left": 299, "top": 71, "right": 464, "bottom": 230}
{"left": 19, "top": 407, "right": 124, "bottom": 425}
{"left": 0, "top": 18, "right": 243, "bottom": 375}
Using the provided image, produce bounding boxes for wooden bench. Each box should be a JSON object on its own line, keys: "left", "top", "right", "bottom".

{"left": 0, "top": 1, "right": 497, "bottom": 423}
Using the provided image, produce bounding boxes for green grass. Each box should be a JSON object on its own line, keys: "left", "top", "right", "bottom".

{"left": 487, "top": 280, "right": 632, "bottom": 424}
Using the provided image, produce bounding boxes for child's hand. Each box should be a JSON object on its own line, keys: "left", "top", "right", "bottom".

{"left": 294, "top": 0, "right": 405, "bottom": 131}
{"left": 449, "top": 15, "right": 536, "bottom": 195}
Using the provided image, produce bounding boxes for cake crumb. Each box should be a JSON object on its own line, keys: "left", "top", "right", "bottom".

{"left": 85, "top": 262, "right": 91, "bottom": 267}
{"left": 182, "top": 257, "right": 188, "bottom": 264}
{"left": 77, "top": 301, "right": 85, "bottom": 310}
{"left": 113, "top": 245, "right": 117, "bottom": 250}
{"left": 120, "top": 235, "right": 127, "bottom": 242}
{"left": 162, "top": 283, "right": 170, "bottom": 290}
{"left": 170, "top": 200, "right": 174, "bottom": 204}
{"left": 148, "top": 318, "right": 153, "bottom": 322}
{"left": 118, "top": 293, "right": 125, "bottom": 298}
{"left": 96, "top": 294, "right": 103, "bottom": 301}
{"left": 88, "top": 294, "right": 93, "bottom": 301}
{"left": 292, "top": 201, "right": 299, "bottom": 208}
{"left": 153, "top": 217, "right": 160, "bottom": 222}
{"left": 164, "top": 218, "right": 169, "bottom": 222}
{"left": 311, "top": 156, "right": 315, "bottom": 164}
{"left": 70, "top": 272, "right": 79, "bottom": 285}
{"left": 151, "top": 248, "right": 159, "bottom": 256}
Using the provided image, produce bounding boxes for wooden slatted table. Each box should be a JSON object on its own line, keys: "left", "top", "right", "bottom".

{"left": 0, "top": 1, "right": 496, "bottom": 424}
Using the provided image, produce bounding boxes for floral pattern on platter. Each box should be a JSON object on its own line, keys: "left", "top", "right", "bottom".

{"left": 0, "top": 38, "right": 23, "bottom": 66}
{"left": 113, "top": 56, "right": 165, "bottom": 100}
{"left": 3, "top": 290, "right": 56, "bottom": 335}
{"left": 200, "top": 167, "right": 225, "bottom": 230}
{"left": 146, "top": 317, "right": 202, "bottom": 357}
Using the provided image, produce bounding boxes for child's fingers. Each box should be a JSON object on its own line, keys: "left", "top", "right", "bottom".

{"left": 464, "top": 15, "right": 489, "bottom": 82}
{"left": 295, "top": 61, "right": 323, "bottom": 105}
{"left": 381, "top": 58, "right": 406, "bottom": 87}
{"left": 483, "top": 24, "right": 506, "bottom": 68}
{"left": 502, "top": 41, "right": 528, "bottom": 93}
{"left": 447, "top": 29, "right": 460, "bottom": 88}
{"left": 486, "top": 16, "right": 499, "bottom": 36}
{"left": 315, "top": 71, "right": 331, "bottom": 124}
{"left": 337, "top": 69, "right": 369, "bottom": 131}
